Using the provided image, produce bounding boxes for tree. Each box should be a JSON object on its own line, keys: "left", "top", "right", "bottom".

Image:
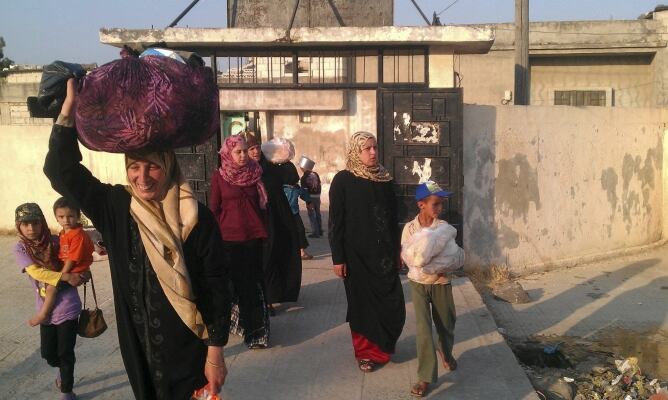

{"left": 0, "top": 36, "right": 15, "bottom": 70}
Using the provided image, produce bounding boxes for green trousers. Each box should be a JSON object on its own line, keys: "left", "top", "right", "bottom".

{"left": 409, "top": 281, "right": 456, "bottom": 383}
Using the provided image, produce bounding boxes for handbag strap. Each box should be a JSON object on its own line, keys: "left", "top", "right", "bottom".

{"left": 89, "top": 273, "right": 99, "bottom": 309}
{"left": 82, "top": 273, "right": 100, "bottom": 309}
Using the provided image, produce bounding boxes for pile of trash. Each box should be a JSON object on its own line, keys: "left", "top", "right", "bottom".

{"left": 507, "top": 337, "right": 667, "bottom": 400}
{"left": 570, "top": 357, "right": 667, "bottom": 400}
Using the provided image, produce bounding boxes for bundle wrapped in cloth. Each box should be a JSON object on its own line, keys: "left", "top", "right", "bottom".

{"left": 74, "top": 48, "right": 219, "bottom": 152}
{"left": 401, "top": 223, "right": 465, "bottom": 284}
{"left": 261, "top": 137, "right": 296, "bottom": 164}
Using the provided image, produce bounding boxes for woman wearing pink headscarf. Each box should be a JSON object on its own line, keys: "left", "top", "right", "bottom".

{"left": 210, "top": 135, "right": 270, "bottom": 349}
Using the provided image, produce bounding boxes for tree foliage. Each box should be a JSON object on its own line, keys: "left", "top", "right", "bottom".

{"left": 0, "top": 36, "right": 15, "bottom": 70}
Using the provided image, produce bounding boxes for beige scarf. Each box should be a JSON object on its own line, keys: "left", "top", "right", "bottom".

{"left": 346, "top": 131, "right": 392, "bottom": 182}
{"left": 125, "top": 151, "right": 208, "bottom": 339}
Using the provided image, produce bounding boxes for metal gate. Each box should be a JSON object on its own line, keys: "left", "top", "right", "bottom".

{"left": 378, "top": 88, "right": 463, "bottom": 244}
{"left": 175, "top": 137, "right": 220, "bottom": 206}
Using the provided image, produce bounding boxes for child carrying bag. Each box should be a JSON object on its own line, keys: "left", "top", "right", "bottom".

{"left": 78, "top": 274, "right": 107, "bottom": 338}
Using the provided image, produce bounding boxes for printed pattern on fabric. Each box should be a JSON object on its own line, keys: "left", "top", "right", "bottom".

{"left": 228, "top": 282, "right": 270, "bottom": 348}
{"left": 128, "top": 220, "right": 168, "bottom": 399}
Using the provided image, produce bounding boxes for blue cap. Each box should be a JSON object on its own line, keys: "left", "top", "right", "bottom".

{"left": 415, "top": 181, "right": 453, "bottom": 201}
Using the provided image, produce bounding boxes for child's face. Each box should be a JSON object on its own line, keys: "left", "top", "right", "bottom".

{"left": 248, "top": 144, "right": 261, "bottom": 162}
{"left": 54, "top": 207, "right": 79, "bottom": 231}
{"left": 418, "top": 195, "right": 444, "bottom": 220}
{"left": 19, "top": 220, "right": 43, "bottom": 240}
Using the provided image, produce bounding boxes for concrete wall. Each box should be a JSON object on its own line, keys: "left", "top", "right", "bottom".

{"left": 0, "top": 124, "right": 127, "bottom": 232}
{"left": 228, "top": 0, "right": 393, "bottom": 28}
{"left": 530, "top": 55, "right": 655, "bottom": 107}
{"left": 457, "top": 52, "right": 656, "bottom": 107}
{"left": 456, "top": 51, "right": 515, "bottom": 105}
{"left": 429, "top": 47, "right": 455, "bottom": 88}
{"left": 271, "top": 89, "right": 377, "bottom": 204}
{"left": 455, "top": 15, "right": 668, "bottom": 107}
{"left": 463, "top": 104, "right": 667, "bottom": 273}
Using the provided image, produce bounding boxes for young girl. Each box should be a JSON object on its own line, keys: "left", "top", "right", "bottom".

{"left": 14, "top": 202, "right": 84, "bottom": 400}
{"left": 210, "top": 135, "right": 270, "bottom": 349}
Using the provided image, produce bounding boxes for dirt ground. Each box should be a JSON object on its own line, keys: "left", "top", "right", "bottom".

{"left": 473, "top": 245, "right": 668, "bottom": 399}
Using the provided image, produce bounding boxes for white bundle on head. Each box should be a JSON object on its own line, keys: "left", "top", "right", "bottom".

{"left": 261, "top": 137, "right": 295, "bottom": 164}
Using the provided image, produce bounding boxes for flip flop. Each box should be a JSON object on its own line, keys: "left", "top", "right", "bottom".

{"left": 438, "top": 349, "right": 458, "bottom": 371}
{"left": 358, "top": 359, "right": 376, "bottom": 372}
{"left": 410, "top": 382, "right": 429, "bottom": 397}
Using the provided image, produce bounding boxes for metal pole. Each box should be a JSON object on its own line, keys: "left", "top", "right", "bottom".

{"left": 514, "top": 0, "right": 529, "bottom": 104}
{"left": 409, "top": 0, "right": 432, "bottom": 26}
{"left": 167, "top": 0, "right": 202, "bottom": 28}
{"left": 287, "top": 0, "right": 302, "bottom": 33}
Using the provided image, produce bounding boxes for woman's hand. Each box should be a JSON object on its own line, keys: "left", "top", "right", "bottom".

{"left": 204, "top": 346, "right": 227, "bottom": 394}
{"left": 333, "top": 263, "right": 347, "bottom": 278}
{"left": 61, "top": 272, "right": 83, "bottom": 287}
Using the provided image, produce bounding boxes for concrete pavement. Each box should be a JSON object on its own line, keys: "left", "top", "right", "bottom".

{"left": 0, "top": 234, "right": 538, "bottom": 399}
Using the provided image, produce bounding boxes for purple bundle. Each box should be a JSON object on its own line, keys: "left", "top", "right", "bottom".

{"left": 75, "top": 54, "right": 219, "bottom": 152}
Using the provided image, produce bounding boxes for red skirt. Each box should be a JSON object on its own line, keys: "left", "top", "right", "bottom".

{"left": 351, "top": 330, "right": 391, "bottom": 364}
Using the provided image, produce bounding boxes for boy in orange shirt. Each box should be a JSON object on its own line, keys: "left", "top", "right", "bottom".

{"left": 29, "top": 197, "right": 94, "bottom": 326}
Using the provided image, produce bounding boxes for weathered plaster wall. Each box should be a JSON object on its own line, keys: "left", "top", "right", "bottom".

{"left": 429, "top": 47, "right": 455, "bottom": 88}
{"left": 228, "top": 0, "right": 393, "bottom": 28}
{"left": 0, "top": 125, "right": 126, "bottom": 231}
{"left": 456, "top": 51, "right": 515, "bottom": 105}
{"left": 457, "top": 52, "right": 656, "bottom": 107}
{"left": 463, "top": 105, "right": 666, "bottom": 273}
{"left": 271, "top": 89, "right": 376, "bottom": 204}
{"left": 530, "top": 55, "right": 655, "bottom": 107}
{"left": 455, "top": 15, "right": 667, "bottom": 107}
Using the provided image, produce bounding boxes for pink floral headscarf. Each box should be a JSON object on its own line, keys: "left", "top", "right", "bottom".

{"left": 219, "top": 135, "right": 268, "bottom": 209}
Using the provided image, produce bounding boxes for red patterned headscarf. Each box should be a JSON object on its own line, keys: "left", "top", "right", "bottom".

{"left": 15, "top": 203, "right": 60, "bottom": 271}
{"left": 218, "top": 135, "right": 268, "bottom": 209}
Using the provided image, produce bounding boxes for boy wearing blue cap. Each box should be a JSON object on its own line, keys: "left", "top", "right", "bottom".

{"left": 401, "top": 181, "right": 465, "bottom": 397}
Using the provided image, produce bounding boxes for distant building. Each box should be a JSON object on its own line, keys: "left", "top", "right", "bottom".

{"left": 457, "top": 6, "right": 668, "bottom": 107}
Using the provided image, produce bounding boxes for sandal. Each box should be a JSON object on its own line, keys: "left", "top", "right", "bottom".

{"left": 357, "top": 359, "right": 376, "bottom": 372}
{"left": 410, "top": 382, "right": 429, "bottom": 398}
{"left": 438, "top": 349, "right": 458, "bottom": 371}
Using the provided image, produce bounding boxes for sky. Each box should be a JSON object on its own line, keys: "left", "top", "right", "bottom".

{"left": 0, "top": 0, "right": 662, "bottom": 65}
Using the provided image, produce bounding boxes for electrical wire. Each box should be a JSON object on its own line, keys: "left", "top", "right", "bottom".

{"left": 437, "top": 0, "right": 463, "bottom": 16}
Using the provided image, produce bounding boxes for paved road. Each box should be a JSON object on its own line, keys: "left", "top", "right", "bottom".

{"left": 0, "top": 234, "right": 538, "bottom": 399}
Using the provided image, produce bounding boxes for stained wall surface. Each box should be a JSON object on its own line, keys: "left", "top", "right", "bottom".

{"left": 271, "top": 89, "right": 377, "bottom": 203}
{"left": 463, "top": 104, "right": 667, "bottom": 272}
{"left": 228, "top": 0, "right": 393, "bottom": 28}
{"left": 0, "top": 124, "right": 126, "bottom": 232}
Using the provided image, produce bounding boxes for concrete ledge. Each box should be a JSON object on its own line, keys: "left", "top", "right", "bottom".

{"left": 99, "top": 25, "right": 495, "bottom": 54}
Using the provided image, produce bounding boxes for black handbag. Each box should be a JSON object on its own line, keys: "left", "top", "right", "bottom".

{"left": 77, "top": 274, "right": 107, "bottom": 338}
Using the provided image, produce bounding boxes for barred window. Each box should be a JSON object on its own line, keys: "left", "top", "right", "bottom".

{"left": 554, "top": 90, "right": 607, "bottom": 106}
{"left": 382, "top": 49, "right": 426, "bottom": 84}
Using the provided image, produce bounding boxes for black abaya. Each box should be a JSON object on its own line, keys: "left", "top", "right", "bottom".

{"left": 328, "top": 170, "right": 405, "bottom": 353}
{"left": 259, "top": 156, "right": 302, "bottom": 303}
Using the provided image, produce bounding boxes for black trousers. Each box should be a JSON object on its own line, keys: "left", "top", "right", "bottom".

{"left": 294, "top": 214, "right": 309, "bottom": 249}
{"left": 224, "top": 239, "right": 266, "bottom": 340}
{"left": 40, "top": 318, "right": 78, "bottom": 393}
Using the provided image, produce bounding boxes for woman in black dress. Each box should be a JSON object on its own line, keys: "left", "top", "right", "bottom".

{"left": 329, "top": 131, "right": 406, "bottom": 372}
{"left": 245, "top": 132, "right": 302, "bottom": 310}
{"left": 44, "top": 79, "right": 231, "bottom": 400}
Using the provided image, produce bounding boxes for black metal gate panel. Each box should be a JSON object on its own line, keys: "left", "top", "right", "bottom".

{"left": 378, "top": 89, "right": 463, "bottom": 244}
{"left": 175, "top": 136, "right": 220, "bottom": 206}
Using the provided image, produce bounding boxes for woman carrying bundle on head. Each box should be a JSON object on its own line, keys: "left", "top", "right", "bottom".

{"left": 244, "top": 131, "right": 302, "bottom": 314}
{"left": 44, "top": 77, "right": 231, "bottom": 400}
